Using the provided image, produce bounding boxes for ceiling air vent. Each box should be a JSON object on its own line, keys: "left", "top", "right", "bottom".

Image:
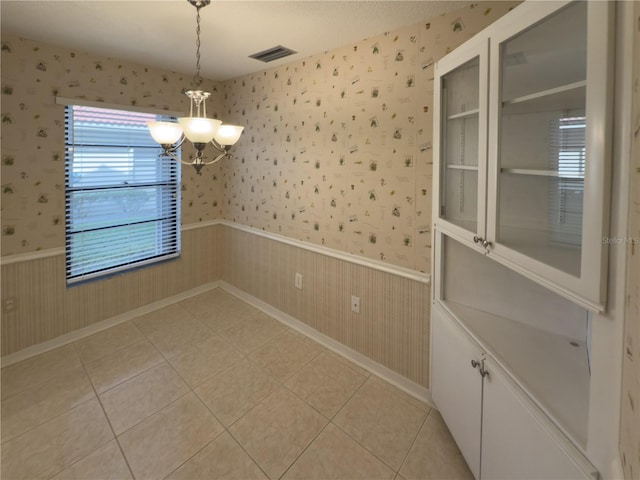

{"left": 249, "top": 45, "right": 297, "bottom": 63}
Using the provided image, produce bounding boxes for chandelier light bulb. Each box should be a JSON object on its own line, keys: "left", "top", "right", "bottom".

{"left": 214, "top": 125, "right": 245, "bottom": 146}
{"left": 178, "top": 117, "right": 222, "bottom": 144}
{"left": 146, "top": 121, "right": 184, "bottom": 145}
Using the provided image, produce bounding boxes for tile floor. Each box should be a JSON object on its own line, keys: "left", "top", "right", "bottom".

{"left": 1, "top": 288, "right": 472, "bottom": 480}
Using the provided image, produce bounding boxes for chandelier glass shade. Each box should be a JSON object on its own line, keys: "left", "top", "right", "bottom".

{"left": 147, "top": 0, "right": 243, "bottom": 174}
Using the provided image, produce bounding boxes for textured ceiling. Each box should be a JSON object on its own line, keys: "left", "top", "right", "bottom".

{"left": 1, "top": 0, "right": 469, "bottom": 81}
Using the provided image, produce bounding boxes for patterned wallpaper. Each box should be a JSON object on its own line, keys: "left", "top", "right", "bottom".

{"left": 1, "top": 1, "right": 518, "bottom": 266}
{"left": 0, "top": 35, "right": 225, "bottom": 255}
{"left": 620, "top": 4, "right": 640, "bottom": 478}
{"left": 220, "top": 1, "right": 519, "bottom": 272}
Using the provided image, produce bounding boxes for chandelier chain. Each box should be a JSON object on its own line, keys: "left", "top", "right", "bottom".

{"left": 193, "top": 4, "right": 203, "bottom": 87}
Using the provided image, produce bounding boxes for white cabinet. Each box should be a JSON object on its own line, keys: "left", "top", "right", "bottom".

{"left": 433, "top": 0, "right": 614, "bottom": 311}
{"left": 431, "top": 304, "right": 598, "bottom": 480}
{"left": 481, "top": 357, "right": 595, "bottom": 480}
{"left": 431, "top": 303, "right": 483, "bottom": 479}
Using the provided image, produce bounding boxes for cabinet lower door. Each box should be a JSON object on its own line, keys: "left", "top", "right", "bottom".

{"left": 481, "top": 359, "right": 596, "bottom": 479}
{"left": 431, "top": 305, "right": 483, "bottom": 479}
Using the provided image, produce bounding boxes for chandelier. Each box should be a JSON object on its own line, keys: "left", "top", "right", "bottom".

{"left": 146, "top": 0, "right": 243, "bottom": 175}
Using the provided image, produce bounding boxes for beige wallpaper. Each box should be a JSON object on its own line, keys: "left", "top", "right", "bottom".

{"left": 0, "top": 2, "right": 518, "bottom": 270}
{"left": 220, "top": 1, "right": 519, "bottom": 272}
{"left": 620, "top": 3, "right": 640, "bottom": 478}
{"left": 0, "top": 35, "right": 225, "bottom": 256}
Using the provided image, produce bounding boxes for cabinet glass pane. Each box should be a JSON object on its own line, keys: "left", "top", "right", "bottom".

{"left": 496, "top": 1, "right": 586, "bottom": 276}
{"left": 440, "top": 57, "right": 480, "bottom": 232}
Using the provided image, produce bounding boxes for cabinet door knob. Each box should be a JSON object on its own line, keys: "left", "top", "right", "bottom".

{"left": 473, "top": 236, "right": 483, "bottom": 244}
{"left": 471, "top": 359, "right": 480, "bottom": 369}
{"left": 482, "top": 240, "right": 493, "bottom": 249}
{"left": 480, "top": 366, "right": 489, "bottom": 378}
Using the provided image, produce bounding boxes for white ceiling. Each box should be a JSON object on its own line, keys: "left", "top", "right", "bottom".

{"left": 1, "top": 0, "right": 469, "bottom": 81}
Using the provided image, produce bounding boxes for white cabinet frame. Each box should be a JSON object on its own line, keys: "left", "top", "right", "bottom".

{"left": 433, "top": 0, "right": 614, "bottom": 311}
{"left": 485, "top": 0, "right": 615, "bottom": 311}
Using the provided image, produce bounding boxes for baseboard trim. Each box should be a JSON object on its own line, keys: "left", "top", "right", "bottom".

{"left": 220, "top": 281, "right": 434, "bottom": 407}
{"left": 0, "top": 280, "right": 221, "bottom": 368}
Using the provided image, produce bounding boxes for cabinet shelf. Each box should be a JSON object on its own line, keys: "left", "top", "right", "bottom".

{"left": 442, "top": 300, "right": 590, "bottom": 449}
{"left": 447, "top": 108, "right": 480, "bottom": 120}
{"left": 501, "top": 167, "right": 584, "bottom": 179}
{"left": 502, "top": 81, "right": 586, "bottom": 115}
{"left": 447, "top": 164, "right": 479, "bottom": 171}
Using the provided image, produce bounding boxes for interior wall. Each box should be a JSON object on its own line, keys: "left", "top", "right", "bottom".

{"left": 619, "top": 3, "right": 640, "bottom": 477}
{"left": 220, "top": 1, "right": 519, "bottom": 273}
{"left": 1, "top": 225, "right": 222, "bottom": 356}
{"left": 0, "top": 3, "right": 519, "bottom": 372}
{"left": 0, "top": 34, "right": 225, "bottom": 257}
{"left": 0, "top": 35, "right": 226, "bottom": 356}
{"left": 222, "top": 224, "right": 431, "bottom": 387}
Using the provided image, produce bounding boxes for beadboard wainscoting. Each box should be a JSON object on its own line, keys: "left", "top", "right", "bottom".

{"left": 1, "top": 223, "right": 223, "bottom": 358}
{"left": 222, "top": 223, "right": 431, "bottom": 389}
{"left": 2, "top": 221, "right": 432, "bottom": 397}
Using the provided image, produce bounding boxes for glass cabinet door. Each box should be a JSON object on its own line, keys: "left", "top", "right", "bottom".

{"left": 492, "top": 1, "right": 587, "bottom": 277}
{"left": 485, "top": 0, "right": 612, "bottom": 309}
{"left": 435, "top": 40, "right": 488, "bottom": 240}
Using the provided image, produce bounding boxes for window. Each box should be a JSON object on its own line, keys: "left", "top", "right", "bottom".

{"left": 64, "top": 104, "right": 180, "bottom": 284}
{"left": 549, "top": 115, "right": 586, "bottom": 247}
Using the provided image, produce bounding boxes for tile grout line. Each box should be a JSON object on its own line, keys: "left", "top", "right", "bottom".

{"left": 74, "top": 341, "right": 137, "bottom": 480}
{"left": 276, "top": 419, "right": 333, "bottom": 480}
{"left": 395, "top": 405, "right": 433, "bottom": 477}
{"left": 4, "top": 288, "right": 438, "bottom": 479}
{"left": 328, "top": 376, "right": 418, "bottom": 475}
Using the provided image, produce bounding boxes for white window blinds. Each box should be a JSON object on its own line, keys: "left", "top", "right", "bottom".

{"left": 65, "top": 104, "right": 180, "bottom": 284}
{"left": 548, "top": 115, "right": 585, "bottom": 247}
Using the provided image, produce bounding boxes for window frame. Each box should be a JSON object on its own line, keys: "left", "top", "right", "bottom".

{"left": 63, "top": 101, "right": 181, "bottom": 284}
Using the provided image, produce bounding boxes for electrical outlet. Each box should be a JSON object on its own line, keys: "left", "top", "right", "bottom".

{"left": 295, "top": 273, "right": 303, "bottom": 290}
{"left": 351, "top": 295, "right": 360, "bottom": 313}
{"left": 2, "top": 297, "right": 16, "bottom": 313}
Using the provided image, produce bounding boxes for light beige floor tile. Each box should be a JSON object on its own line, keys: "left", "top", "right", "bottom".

{"left": 399, "top": 410, "right": 473, "bottom": 480}
{"left": 100, "top": 362, "right": 190, "bottom": 435}
{"left": 1, "top": 344, "right": 81, "bottom": 400}
{"left": 169, "top": 334, "right": 245, "bottom": 388}
{"left": 198, "top": 309, "right": 246, "bottom": 333}
{"left": 118, "top": 392, "right": 224, "bottom": 480}
{"left": 221, "top": 317, "right": 287, "bottom": 355}
{"left": 84, "top": 338, "right": 163, "bottom": 394}
{"left": 219, "top": 297, "right": 263, "bottom": 319}
{"left": 50, "top": 440, "right": 133, "bottom": 480}
{"left": 249, "top": 330, "right": 323, "bottom": 383}
{"left": 133, "top": 303, "right": 194, "bottom": 336}
{"left": 144, "top": 315, "right": 215, "bottom": 358}
{"left": 1, "top": 365, "right": 95, "bottom": 443}
{"left": 229, "top": 387, "right": 328, "bottom": 479}
{"left": 178, "top": 288, "right": 237, "bottom": 319}
{"left": 166, "top": 432, "right": 268, "bottom": 480}
{"left": 283, "top": 423, "right": 395, "bottom": 480}
{"left": 0, "top": 398, "right": 113, "bottom": 480}
{"left": 369, "top": 375, "right": 431, "bottom": 411}
{"left": 326, "top": 350, "right": 372, "bottom": 379}
{"left": 246, "top": 310, "right": 291, "bottom": 332}
{"left": 195, "top": 358, "right": 279, "bottom": 427}
{"left": 333, "top": 378, "right": 429, "bottom": 470}
{"left": 74, "top": 321, "right": 144, "bottom": 365}
{"left": 285, "top": 351, "right": 367, "bottom": 418}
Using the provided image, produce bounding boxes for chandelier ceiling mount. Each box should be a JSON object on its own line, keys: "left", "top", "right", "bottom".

{"left": 147, "top": 0, "right": 243, "bottom": 175}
